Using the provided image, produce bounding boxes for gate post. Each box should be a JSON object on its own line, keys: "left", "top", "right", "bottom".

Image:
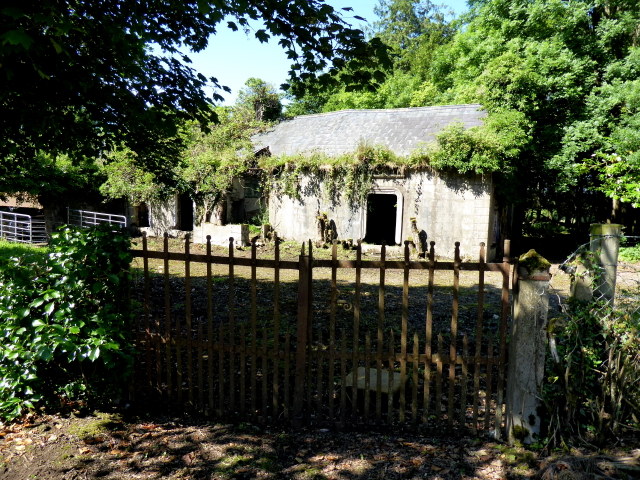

{"left": 570, "top": 224, "right": 622, "bottom": 304}
{"left": 293, "top": 241, "right": 312, "bottom": 425}
{"left": 506, "top": 249, "right": 551, "bottom": 445}
{"left": 589, "top": 223, "right": 622, "bottom": 305}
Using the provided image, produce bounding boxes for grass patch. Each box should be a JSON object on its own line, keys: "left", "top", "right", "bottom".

{"left": 67, "top": 412, "right": 123, "bottom": 439}
{"left": 0, "top": 239, "right": 48, "bottom": 265}
{"left": 619, "top": 244, "right": 640, "bottom": 263}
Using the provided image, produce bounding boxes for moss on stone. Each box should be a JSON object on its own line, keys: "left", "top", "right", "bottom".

{"left": 511, "top": 424, "right": 530, "bottom": 441}
{"left": 518, "top": 249, "right": 551, "bottom": 273}
{"left": 589, "top": 223, "right": 622, "bottom": 236}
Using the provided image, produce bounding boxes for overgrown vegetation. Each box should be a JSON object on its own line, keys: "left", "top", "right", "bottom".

{"left": 619, "top": 238, "right": 640, "bottom": 263}
{"left": 0, "top": 226, "right": 133, "bottom": 421}
{"left": 290, "top": 0, "right": 640, "bottom": 234}
{"left": 544, "top": 261, "right": 640, "bottom": 446}
{"left": 0, "top": 240, "right": 48, "bottom": 265}
{"left": 262, "top": 143, "right": 392, "bottom": 207}
{"left": 261, "top": 114, "right": 521, "bottom": 208}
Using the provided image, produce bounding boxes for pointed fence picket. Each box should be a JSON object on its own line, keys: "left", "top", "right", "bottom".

{"left": 130, "top": 234, "right": 512, "bottom": 432}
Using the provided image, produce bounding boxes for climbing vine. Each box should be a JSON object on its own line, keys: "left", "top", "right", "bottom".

{"left": 101, "top": 108, "right": 523, "bottom": 218}
{"left": 259, "top": 111, "right": 522, "bottom": 209}
{"left": 261, "top": 143, "right": 402, "bottom": 208}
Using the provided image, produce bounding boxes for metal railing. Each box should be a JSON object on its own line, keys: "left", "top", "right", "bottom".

{"left": 67, "top": 208, "right": 127, "bottom": 229}
{"left": 0, "top": 211, "right": 48, "bottom": 244}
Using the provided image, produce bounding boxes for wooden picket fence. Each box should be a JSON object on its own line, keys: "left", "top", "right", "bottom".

{"left": 130, "top": 234, "right": 512, "bottom": 433}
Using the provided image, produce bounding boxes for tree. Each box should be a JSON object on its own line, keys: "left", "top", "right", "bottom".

{"left": 179, "top": 105, "right": 268, "bottom": 225}
{"left": 101, "top": 79, "right": 277, "bottom": 225}
{"left": 286, "top": 0, "right": 454, "bottom": 114}
{"left": 371, "top": 0, "right": 455, "bottom": 70}
{"left": 0, "top": 0, "right": 390, "bottom": 196}
{"left": 235, "top": 78, "right": 283, "bottom": 122}
{"left": 421, "top": 0, "right": 640, "bottom": 234}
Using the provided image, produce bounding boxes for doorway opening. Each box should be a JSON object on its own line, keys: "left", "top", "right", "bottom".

{"left": 364, "top": 193, "right": 399, "bottom": 245}
{"left": 177, "top": 193, "right": 194, "bottom": 231}
{"left": 137, "top": 202, "right": 150, "bottom": 228}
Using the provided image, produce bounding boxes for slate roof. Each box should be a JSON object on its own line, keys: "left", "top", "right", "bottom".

{"left": 252, "top": 104, "right": 486, "bottom": 157}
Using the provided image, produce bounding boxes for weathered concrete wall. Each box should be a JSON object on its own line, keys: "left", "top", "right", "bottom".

{"left": 268, "top": 170, "right": 495, "bottom": 259}
{"left": 192, "top": 223, "right": 249, "bottom": 246}
{"left": 147, "top": 197, "right": 178, "bottom": 236}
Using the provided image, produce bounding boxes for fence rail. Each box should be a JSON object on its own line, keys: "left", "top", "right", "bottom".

{"left": 67, "top": 208, "right": 127, "bottom": 229}
{"left": 0, "top": 210, "right": 48, "bottom": 244}
{"left": 130, "top": 235, "right": 512, "bottom": 433}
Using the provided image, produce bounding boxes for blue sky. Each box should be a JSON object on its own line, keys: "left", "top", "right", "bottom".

{"left": 187, "top": 1, "right": 469, "bottom": 105}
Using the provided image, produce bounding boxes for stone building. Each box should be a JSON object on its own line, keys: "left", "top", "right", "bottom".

{"left": 252, "top": 104, "right": 498, "bottom": 259}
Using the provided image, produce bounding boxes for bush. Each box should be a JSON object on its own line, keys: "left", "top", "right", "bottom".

{"left": 544, "top": 298, "right": 640, "bottom": 446}
{"left": 0, "top": 226, "right": 133, "bottom": 421}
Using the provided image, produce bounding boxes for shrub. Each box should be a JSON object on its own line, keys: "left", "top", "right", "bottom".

{"left": 0, "top": 226, "right": 133, "bottom": 420}
{"left": 544, "top": 297, "right": 640, "bottom": 446}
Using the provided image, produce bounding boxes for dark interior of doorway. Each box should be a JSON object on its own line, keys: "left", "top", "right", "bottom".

{"left": 364, "top": 193, "right": 397, "bottom": 245}
{"left": 137, "top": 202, "right": 150, "bottom": 228}
{"left": 178, "top": 193, "right": 194, "bottom": 231}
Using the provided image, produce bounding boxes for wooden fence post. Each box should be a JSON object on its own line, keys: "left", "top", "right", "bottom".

{"left": 506, "top": 249, "right": 551, "bottom": 445}
{"left": 293, "top": 242, "right": 312, "bottom": 425}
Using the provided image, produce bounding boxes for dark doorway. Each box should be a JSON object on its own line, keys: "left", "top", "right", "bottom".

{"left": 364, "top": 193, "right": 397, "bottom": 245}
{"left": 137, "top": 202, "right": 150, "bottom": 228}
{"left": 178, "top": 193, "right": 193, "bottom": 231}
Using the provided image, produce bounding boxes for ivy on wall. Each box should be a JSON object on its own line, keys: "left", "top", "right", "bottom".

{"left": 258, "top": 113, "right": 518, "bottom": 207}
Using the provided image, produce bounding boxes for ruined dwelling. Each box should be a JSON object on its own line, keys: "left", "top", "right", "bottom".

{"left": 252, "top": 104, "right": 498, "bottom": 259}
{"left": 139, "top": 104, "right": 499, "bottom": 259}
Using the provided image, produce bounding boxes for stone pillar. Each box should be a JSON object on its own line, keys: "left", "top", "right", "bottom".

{"left": 506, "top": 249, "right": 551, "bottom": 445}
{"left": 589, "top": 223, "right": 622, "bottom": 305}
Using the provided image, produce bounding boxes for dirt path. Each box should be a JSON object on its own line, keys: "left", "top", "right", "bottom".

{"left": 0, "top": 411, "right": 539, "bottom": 480}
{"left": 3, "top": 412, "right": 638, "bottom": 480}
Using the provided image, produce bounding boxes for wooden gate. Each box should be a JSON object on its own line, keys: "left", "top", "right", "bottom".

{"left": 130, "top": 234, "right": 511, "bottom": 434}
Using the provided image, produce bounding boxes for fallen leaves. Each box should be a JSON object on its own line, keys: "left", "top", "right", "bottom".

{"left": 0, "top": 412, "right": 637, "bottom": 480}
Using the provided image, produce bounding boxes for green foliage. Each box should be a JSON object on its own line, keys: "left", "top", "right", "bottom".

{"left": 261, "top": 143, "right": 399, "bottom": 208}
{"left": 370, "top": 0, "right": 456, "bottom": 72}
{"left": 0, "top": 240, "right": 48, "bottom": 266}
{"left": 619, "top": 239, "right": 640, "bottom": 263}
{"left": 1, "top": 151, "right": 103, "bottom": 207}
{"left": 235, "top": 78, "right": 283, "bottom": 123}
{"left": 425, "top": 110, "right": 530, "bottom": 175}
{"left": 260, "top": 115, "right": 527, "bottom": 207}
{"left": 545, "top": 286, "right": 640, "bottom": 445}
{"left": 0, "top": 226, "right": 133, "bottom": 421}
{"left": 441, "top": 0, "right": 640, "bottom": 218}
{"left": 180, "top": 102, "right": 273, "bottom": 224}
{"left": 288, "top": 0, "right": 454, "bottom": 115}
{"left": 99, "top": 148, "right": 170, "bottom": 205}
{"left": 1, "top": 0, "right": 390, "bottom": 197}
{"left": 100, "top": 79, "right": 279, "bottom": 225}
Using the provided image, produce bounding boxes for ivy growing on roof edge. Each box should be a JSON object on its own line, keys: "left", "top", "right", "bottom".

{"left": 259, "top": 109, "right": 528, "bottom": 207}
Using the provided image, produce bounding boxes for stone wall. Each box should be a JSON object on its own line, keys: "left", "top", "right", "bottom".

{"left": 268, "top": 170, "right": 496, "bottom": 259}
{"left": 146, "top": 197, "right": 178, "bottom": 236}
{"left": 192, "top": 223, "right": 249, "bottom": 246}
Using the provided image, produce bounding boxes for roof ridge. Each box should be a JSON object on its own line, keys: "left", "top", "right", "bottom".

{"left": 291, "top": 104, "right": 484, "bottom": 120}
